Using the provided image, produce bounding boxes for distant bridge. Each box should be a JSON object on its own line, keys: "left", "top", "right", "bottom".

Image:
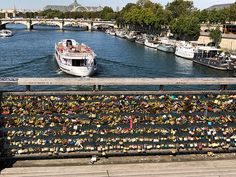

{"left": 0, "top": 18, "right": 118, "bottom": 30}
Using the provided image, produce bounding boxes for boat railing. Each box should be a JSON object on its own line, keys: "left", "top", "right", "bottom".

{"left": 62, "top": 52, "right": 94, "bottom": 58}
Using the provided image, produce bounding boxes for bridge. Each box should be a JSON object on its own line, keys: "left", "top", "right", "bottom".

{"left": 0, "top": 18, "right": 118, "bottom": 30}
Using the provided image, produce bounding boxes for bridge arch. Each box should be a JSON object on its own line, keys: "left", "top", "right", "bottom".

{"left": 93, "top": 22, "right": 117, "bottom": 29}
{"left": 63, "top": 21, "right": 91, "bottom": 30}
{"left": 1, "top": 21, "right": 29, "bottom": 29}
{"left": 31, "top": 21, "right": 63, "bottom": 29}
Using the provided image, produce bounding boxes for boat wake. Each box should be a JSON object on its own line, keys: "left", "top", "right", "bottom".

{"left": 97, "top": 57, "right": 164, "bottom": 77}
{"left": 56, "top": 69, "right": 64, "bottom": 74}
{"left": 0, "top": 55, "right": 52, "bottom": 76}
{"left": 99, "top": 57, "right": 155, "bottom": 70}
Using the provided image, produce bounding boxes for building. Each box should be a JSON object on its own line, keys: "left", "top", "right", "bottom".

{"left": 44, "top": 0, "right": 103, "bottom": 12}
{"left": 206, "top": 3, "right": 234, "bottom": 11}
{"left": 0, "top": 9, "right": 16, "bottom": 18}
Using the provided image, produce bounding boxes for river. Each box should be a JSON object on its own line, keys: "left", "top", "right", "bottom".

{"left": 0, "top": 25, "right": 234, "bottom": 90}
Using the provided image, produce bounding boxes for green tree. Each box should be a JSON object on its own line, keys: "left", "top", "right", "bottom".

{"left": 39, "top": 9, "right": 64, "bottom": 19}
{"left": 199, "top": 10, "right": 209, "bottom": 23}
{"left": 137, "top": 0, "right": 154, "bottom": 8}
{"left": 24, "top": 12, "right": 36, "bottom": 18}
{"left": 170, "top": 14, "right": 200, "bottom": 40}
{"left": 0, "top": 13, "right": 5, "bottom": 18}
{"left": 100, "top": 6, "right": 114, "bottom": 20}
{"left": 121, "top": 3, "right": 138, "bottom": 12}
{"left": 228, "top": 3, "right": 236, "bottom": 22}
{"left": 155, "top": 8, "right": 172, "bottom": 33}
{"left": 166, "top": 0, "right": 194, "bottom": 18}
{"left": 123, "top": 6, "right": 141, "bottom": 29}
{"left": 209, "top": 27, "right": 222, "bottom": 47}
{"left": 142, "top": 8, "right": 156, "bottom": 26}
{"left": 207, "top": 10, "right": 225, "bottom": 24}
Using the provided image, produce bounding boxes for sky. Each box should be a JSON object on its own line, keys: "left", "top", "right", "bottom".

{"left": 0, "top": 0, "right": 235, "bottom": 10}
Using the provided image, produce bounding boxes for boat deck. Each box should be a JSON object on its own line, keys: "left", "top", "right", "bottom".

{"left": 56, "top": 43, "right": 94, "bottom": 58}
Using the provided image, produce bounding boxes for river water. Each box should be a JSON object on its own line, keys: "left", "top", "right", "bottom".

{"left": 0, "top": 25, "right": 234, "bottom": 90}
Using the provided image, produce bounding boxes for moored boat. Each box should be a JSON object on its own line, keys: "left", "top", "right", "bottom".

{"left": 175, "top": 41, "right": 195, "bottom": 59}
{"left": 193, "top": 46, "right": 234, "bottom": 70}
{"left": 231, "top": 53, "right": 236, "bottom": 76}
{"left": 0, "top": 30, "right": 13, "bottom": 37}
{"left": 116, "top": 30, "right": 126, "bottom": 38}
{"left": 135, "top": 36, "right": 145, "bottom": 45}
{"left": 109, "top": 30, "right": 116, "bottom": 36}
{"left": 230, "top": 52, "right": 236, "bottom": 60}
{"left": 144, "top": 38, "right": 159, "bottom": 49}
{"left": 157, "top": 38, "right": 175, "bottom": 53}
{"left": 234, "top": 66, "right": 236, "bottom": 76}
{"left": 105, "top": 28, "right": 116, "bottom": 36}
{"left": 55, "top": 39, "right": 97, "bottom": 77}
{"left": 125, "top": 31, "right": 137, "bottom": 42}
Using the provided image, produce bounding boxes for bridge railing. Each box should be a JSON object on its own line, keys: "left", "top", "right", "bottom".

{"left": 0, "top": 77, "right": 236, "bottom": 159}
{"left": 1, "top": 77, "right": 236, "bottom": 92}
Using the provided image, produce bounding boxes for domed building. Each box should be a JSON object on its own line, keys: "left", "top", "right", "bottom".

{"left": 44, "top": 0, "right": 103, "bottom": 12}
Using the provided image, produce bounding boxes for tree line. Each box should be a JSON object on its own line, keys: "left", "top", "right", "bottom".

{"left": 3, "top": 0, "right": 236, "bottom": 40}
{"left": 15, "top": 6, "right": 116, "bottom": 21}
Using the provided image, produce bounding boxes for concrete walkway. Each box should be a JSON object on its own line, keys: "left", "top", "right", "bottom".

{"left": 1, "top": 159, "right": 236, "bottom": 177}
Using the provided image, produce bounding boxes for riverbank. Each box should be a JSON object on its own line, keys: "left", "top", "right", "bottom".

{"left": 198, "top": 32, "right": 236, "bottom": 51}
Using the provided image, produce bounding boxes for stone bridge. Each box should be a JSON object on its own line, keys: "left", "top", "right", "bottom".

{"left": 0, "top": 18, "right": 117, "bottom": 30}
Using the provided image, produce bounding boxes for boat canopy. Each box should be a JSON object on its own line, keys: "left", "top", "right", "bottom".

{"left": 197, "top": 46, "right": 222, "bottom": 52}
{"left": 189, "top": 41, "right": 206, "bottom": 46}
{"left": 60, "top": 39, "right": 78, "bottom": 47}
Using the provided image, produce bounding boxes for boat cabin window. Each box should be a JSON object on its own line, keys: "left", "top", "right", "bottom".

{"left": 197, "top": 50, "right": 222, "bottom": 58}
{"left": 64, "top": 59, "right": 72, "bottom": 66}
{"left": 72, "top": 59, "right": 87, "bottom": 66}
{"left": 66, "top": 40, "right": 73, "bottom": 47}
{"left": 208, "top": 50, "right": 219, "bottom": 58}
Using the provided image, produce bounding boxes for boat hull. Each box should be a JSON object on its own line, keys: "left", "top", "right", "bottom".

{"left": 116, "top": 34, "right": 126, "bottom": 39}
{"left": 55, "top": 51, "right": 96, "bottom": 77}
{"left": 175, "top": 47, "right": 194, "bottom": 60}
{"left": 193, "top": 57, "right": 233, "bottom": 71}
{"left": 144, "top": 42, "right": 159, "bottom": 49}
{"left": 0, "top": 30, "right": 13, "bottom": 37}
{"left": 135, "top": 40, "right": 144, "bottom": 45}
{"left": 0, "top": 34, "right": 13, "bottom": 37}
{"left": 126, "top": 37, "right": 136, "bottom": 42}
{"left": 157, "top": 44, "right": 175, "bottom": 53}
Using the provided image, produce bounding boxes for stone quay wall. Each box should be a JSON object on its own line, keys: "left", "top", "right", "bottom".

{"left": 198, "top": 32, "right": 236, "bottom": 51}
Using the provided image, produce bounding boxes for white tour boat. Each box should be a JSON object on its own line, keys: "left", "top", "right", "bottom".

{"left": 55, "top": 39, "right": 97, "bottom": 77}
{"left": 175, "top": 41, "right": 196, "bottom": 59}
{"left": 0, "top": 30, "right": 13, "bottom": 37}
